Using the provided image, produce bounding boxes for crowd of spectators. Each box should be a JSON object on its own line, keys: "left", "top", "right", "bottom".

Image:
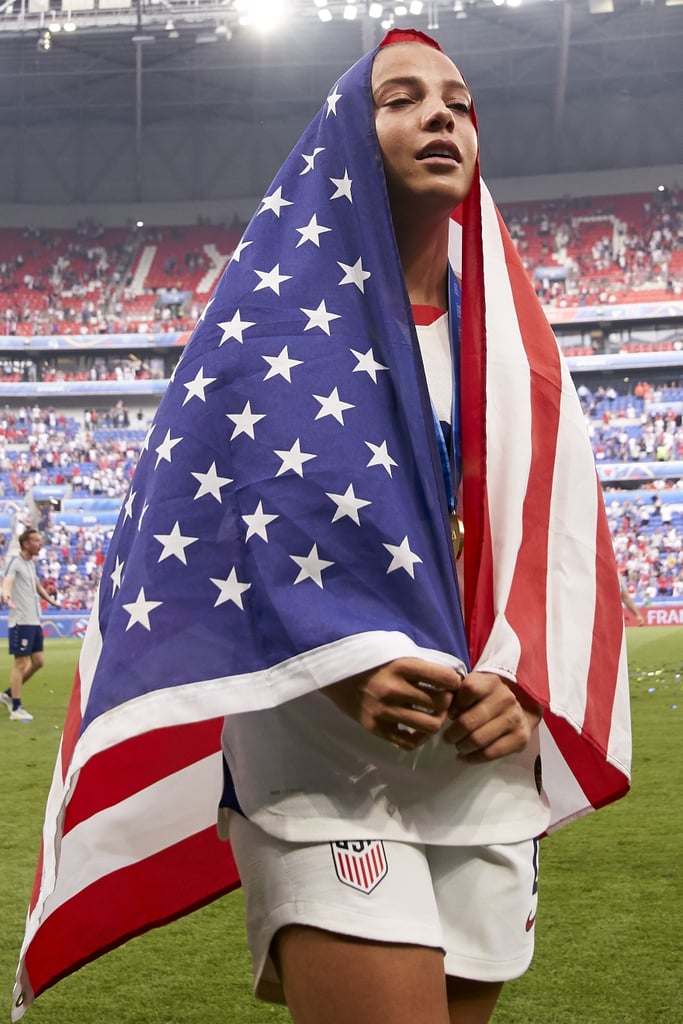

{"left": 504, "top": 186, "right": 682, "bottom": 308}
{"left": 0, "top": 188, "right": 681, "bottom": 337}
{"left": 0, "top": 217, "right": 245, "bottom": 337}
{"left": 608, "top": 492, "right": 683, "bottom": 603}
{"left": 0, "top": 392, "right": 678, "bottom": 612}
{"left": 579, "top": 382, "right": 683, "bottom": 463}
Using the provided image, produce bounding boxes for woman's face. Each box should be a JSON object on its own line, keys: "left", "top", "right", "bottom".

{"left": 372, "top": 42, "right": 478, "bottom": 219}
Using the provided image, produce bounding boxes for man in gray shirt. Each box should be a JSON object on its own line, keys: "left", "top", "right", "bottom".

{"left": 1, "top": 529, "right": 59, "bottom": 721}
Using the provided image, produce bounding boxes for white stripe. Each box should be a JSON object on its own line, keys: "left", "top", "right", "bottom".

{"left": 606, "top": 633, "right": 632, "bottom": 773}
{"left": 22, "top": 603, "right": 105, "bottom": 956}
{"left": 539, "top": 722, "right": 591, "bottom": 831}
{"left": 78, "top": 589, "right": 104, "bottom": 712}
{"left": 34, "top": 753, "right": 222, "bottom": 924}
{"left": 473, "top": 183, "right": 530, "bottom": 676}
{"left": 56, "top": 631, "right": 467, "bottom": 779}
{"left": 545, "top": 367, "right": 599, "bottom": 730}
{"left": 447, "top": 218, "right": 463, "bottom": 276}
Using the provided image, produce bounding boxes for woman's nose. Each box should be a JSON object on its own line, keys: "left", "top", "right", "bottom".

{"left": 422, "top": 101, "right": 455, "bottom": 130}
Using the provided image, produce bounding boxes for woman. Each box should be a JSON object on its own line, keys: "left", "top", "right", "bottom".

{"left": 15, "top": 28, "right": 630, "bottom": 1024}
{"left": 217, "top": 29, "right": 626, "bottom": 1024}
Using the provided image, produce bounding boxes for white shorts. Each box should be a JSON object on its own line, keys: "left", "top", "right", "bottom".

{"left": 228, "top": 813, "right": 540, "bottom": 1005}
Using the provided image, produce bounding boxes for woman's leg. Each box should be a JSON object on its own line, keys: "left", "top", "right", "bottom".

{"left": 274, "top": 925, "right": 452, "bottom": 1024}
{"left": 446, "top": 976, "right": 503, "bottom": 1024}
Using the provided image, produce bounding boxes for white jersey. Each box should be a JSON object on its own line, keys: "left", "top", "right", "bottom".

{"left": 221, "top": 310, "right": 550, "bottom": 846}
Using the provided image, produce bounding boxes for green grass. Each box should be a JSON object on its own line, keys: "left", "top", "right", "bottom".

{"left": 1, "top": 630, "right": 681, "bottom": 1023}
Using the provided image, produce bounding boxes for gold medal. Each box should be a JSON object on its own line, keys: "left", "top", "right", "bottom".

{"left": 450, "top": 512, "right": 464, "bottom": 560}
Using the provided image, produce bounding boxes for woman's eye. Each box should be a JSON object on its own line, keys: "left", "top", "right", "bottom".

{"left": 449, "top": 101, "right": 471, "bottom": 114}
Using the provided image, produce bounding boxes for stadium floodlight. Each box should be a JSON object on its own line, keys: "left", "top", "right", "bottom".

{"left": 343, "top": 3, "right": 357, "bottom": 18}
{"left": 318, "top": 6, "right": 332, "bottom": 18}
{"left": 241, "top": 0, "right": 285, "bottom": 30}
{"left": 63, "top": 12, "right": 76, "bottom": 30}
{"left": 409, "top": 0, "right": 423, "bottom": 13}
{"left": 47, "top": 10, "right": 60, "bottom": 30}
{"left": 368, "top": 2, "right": 383, "bottom": 15}
{"left": 395, "top": 3, "right": 407, "bottom": 15}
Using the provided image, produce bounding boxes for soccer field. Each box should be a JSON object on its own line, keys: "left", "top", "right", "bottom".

{"left": 1, "top": 629, "right": 681, "bottom": 1023}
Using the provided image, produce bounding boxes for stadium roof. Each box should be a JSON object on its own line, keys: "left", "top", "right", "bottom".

{"left": 0, "top": 0, "right": 682, "bottom": 205}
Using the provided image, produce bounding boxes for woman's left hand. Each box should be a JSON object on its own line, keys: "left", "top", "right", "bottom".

{"left": 442, "top": 671, "right": 542, "bottom": 763}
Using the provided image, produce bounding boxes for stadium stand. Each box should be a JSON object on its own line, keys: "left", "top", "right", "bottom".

{"left": 0, "top": 189, "right": 682, "bottom": 616}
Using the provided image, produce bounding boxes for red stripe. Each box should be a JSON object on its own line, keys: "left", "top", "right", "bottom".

{"left": 23, "top": 827, "right": 240, "bottom": 1002}
{"left": 498, "top": 215, "right": 562, "bottom": 707}
{"left": 582, "top": 476, "right": 627, "bottom": 753}
{"left": 63, "top": 719, "right": 224, "bottom": 836}
{"left": 61, "top": 664, "right": 83, "bottom": 782}
{"left": 459, "top": 173, "right": 494, "bottom": 657}
{"left": 545, "top": 715, "right": 629, "bottom": 811}
{"left": 29, "top": 843, "right": 44, "bottom": 916}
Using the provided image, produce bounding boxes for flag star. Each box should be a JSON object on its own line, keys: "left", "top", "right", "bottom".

{"left": 365, "top": 440, "right": 398, "bottom": 476}
{"left": 290, "top": 544, "right": 335, "bottom": 588}
{"left": 274, "top": 438, "right": 317, "bottom": 477}
{"left": 122, "top": 586, "right": 162, "bottom": 631}
{"left": 137, "top": 500, "right": 150, "bottom": 531}
{"left": 296, "top": 214, "right": 332, "bottom": 248}
{"left": 199, "top": 296, "right": 215, "bottom": 321}
{"left": 218, "top": 310, "right": 256, "bottom": 345}
{"left": 110, "top": 555, "right": 124, "bottom": 595}
{"left": 330, "top": 169, "right": 353, "bottom": 202}
{"left": 338, "top": 257, "right": 371, "bottom": 292}
{"left": 123, "top": 489, "right": 136, "bottom": 521}
{"left": 351, "top": 347, "right": 388, "bottom": 382}
{"left": 211, "top": 567, "right": 251, "bottom": 610}
{"left": 192, "top": 461, "right": 233, "bottom": 502}
{"left": 231, "top": 238, "right": 253, "bottom": 263}
{"left": 300, "top": 299, "right": 341, "bottom": 336}
{"left": 300, "top": 147, "right": 325, "bottom": 174}
{"left": 326, "top": 484, "right": 372, "bottom": 526}
{"left": 257, "top": 186, "right": 293, "bottom": 218}
{"left": 384, "top": 535, "right": 423, "bottom": 578}
{"left": 227, "top": 400, "right": 266, "bottom": 440}
{"left": 182, "top": 366, "right": 217, "bottom": 406}
{"left": 313, "top": 387, "right": 355, "bottom": 425}
{"left": 155, "top": 429, "right": 183, "bottom": 468}
{"left": 263, "top": 346, "right": 303, "bottom": 383}
{"left": 242, "top": 500, "right": 279, "bottom": 542}
{"left": 326, "top": 88, "right": 342, "bottom": 117}
{"left": 253, "top": 263, "right": 292, "bottom": 295}
{"left": 153, "top": 521, "right": 199, "bottom": 564}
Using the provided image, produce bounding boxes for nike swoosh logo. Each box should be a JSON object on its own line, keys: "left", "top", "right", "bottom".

{"left": 525, "top": 912, "right": 536, "bottom": 932}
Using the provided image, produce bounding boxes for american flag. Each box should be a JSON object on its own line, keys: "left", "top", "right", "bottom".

{"left": 13, "top": 33, "right": 631, "bottom": 1018}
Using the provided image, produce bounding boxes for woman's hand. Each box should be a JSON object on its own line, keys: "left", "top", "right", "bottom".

{"left": 322, "top": 657, "right": 463, "bottom": 751}
{"left": 442, "top": 671, "right": 543, "bottom": 763}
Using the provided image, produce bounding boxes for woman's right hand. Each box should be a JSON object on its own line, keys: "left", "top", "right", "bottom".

{"left": 322, "top": 657, "right": 463, "bottom": 751}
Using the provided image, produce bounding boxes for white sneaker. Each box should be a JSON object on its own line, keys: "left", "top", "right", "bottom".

{"left": 9, "top": 706, "right": 33, "bottom": 721}
{"left": 0, "top": 692, "right": 12, "bottom": 711}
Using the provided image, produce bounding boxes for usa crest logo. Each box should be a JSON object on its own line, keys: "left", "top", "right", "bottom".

{"left": 330, "top": 840, "right": 388, "bottom": 894}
